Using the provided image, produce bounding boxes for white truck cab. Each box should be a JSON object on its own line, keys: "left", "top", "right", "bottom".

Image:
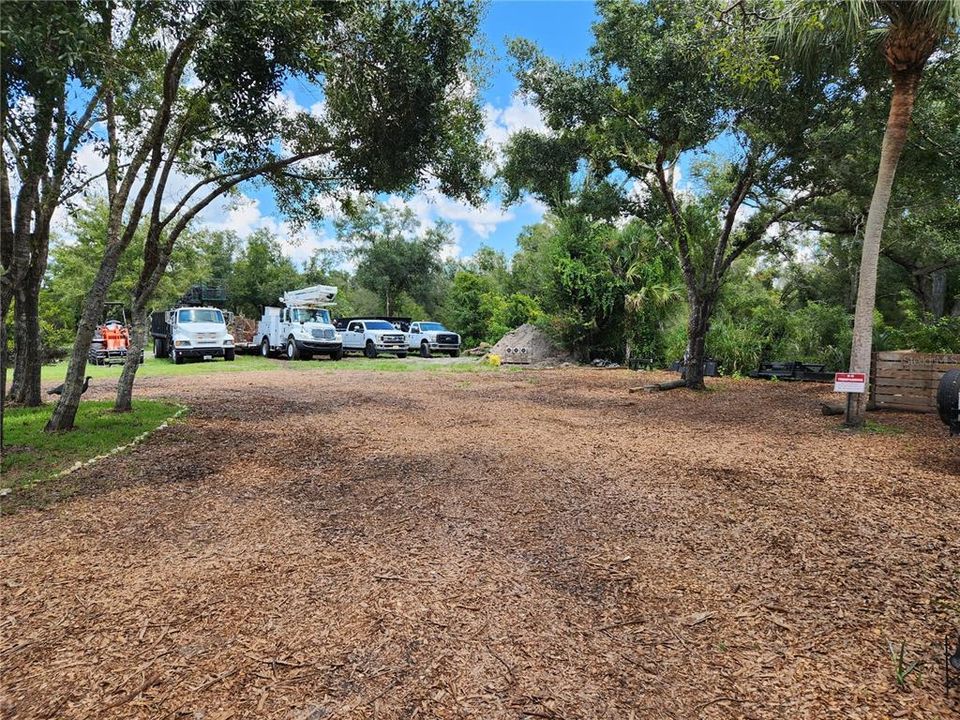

{"left": 340, "top": 319, "right": 408, "bottom": 358}
{"left": 165, "top": 306, "right": 234, "bottom": 364}
{"left": 256, "top": 285, "right": 343, "bottom": 361}
{"left": 408, "top": 321, "right": 461, "bottom": 358}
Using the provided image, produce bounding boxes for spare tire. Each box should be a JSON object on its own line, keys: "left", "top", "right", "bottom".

{"left": 937, "top": 368, "right": 960, "bottom": 426}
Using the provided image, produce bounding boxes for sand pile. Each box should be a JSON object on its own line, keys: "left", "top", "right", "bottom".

{"left": 489, "top": 323, "right": 574, "bottom": 365}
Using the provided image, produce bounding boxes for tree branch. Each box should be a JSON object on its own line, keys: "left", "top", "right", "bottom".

{"left": 654, "top": 148, "right": 695, "bottom": 288}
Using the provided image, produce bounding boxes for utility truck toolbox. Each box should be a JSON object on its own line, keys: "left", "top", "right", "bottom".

{"left": 255, "top": 284, "right": 343, "bottom": 361}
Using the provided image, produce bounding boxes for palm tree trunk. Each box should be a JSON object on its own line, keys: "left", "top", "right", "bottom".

{"left": 846, "top": 70, "right": 921, "bottom": 426}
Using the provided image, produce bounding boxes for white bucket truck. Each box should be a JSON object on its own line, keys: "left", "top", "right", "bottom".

{"left": 255, "top": 284, "right": 343, "bottom": 361}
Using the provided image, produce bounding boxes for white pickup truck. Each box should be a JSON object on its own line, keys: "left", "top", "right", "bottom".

{"left": 407, "top": 321, "right": 461, "bottom": 358}
{"left": 256, "top": 284, "right": 343, "bottom": 361}
{"left": 339, "top": 319, "right": 409, "bottom": 358}
{"left": 151, "top": 306, "right": 235, "bottom": 364}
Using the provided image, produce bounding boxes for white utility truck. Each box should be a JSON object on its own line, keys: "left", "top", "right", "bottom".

{"left": 407, "top": 321, "right": 461, "bottom": 358}
{"left": 152, "top": 306, "right": 235, "bottom": 364}
{"left": 337, "top": 318, "right": 409, "bottom": 358}
{"left": 255, "top": 284, "right": 343, "bottom": 361}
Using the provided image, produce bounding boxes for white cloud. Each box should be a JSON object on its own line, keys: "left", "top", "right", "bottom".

{"left": 482, "top": 93, "right": 548, "bottom": 151}
{"left": 201, "top": 194, "right": 336, "bottom": 263}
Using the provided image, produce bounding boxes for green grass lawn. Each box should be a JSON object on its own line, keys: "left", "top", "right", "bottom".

{"left": 1, "top": 400, "right": 180, "bottom": 491}
{"left": 40, "top": 352, "right": 516, "bottom": 384}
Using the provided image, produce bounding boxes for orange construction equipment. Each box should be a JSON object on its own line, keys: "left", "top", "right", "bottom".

{"left": 88, "top": 303, "right": 144, "bottom": 366}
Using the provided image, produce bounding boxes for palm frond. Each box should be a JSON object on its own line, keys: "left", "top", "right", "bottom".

{"left": 772, "top": 0, "right": 959, "bottom": 70}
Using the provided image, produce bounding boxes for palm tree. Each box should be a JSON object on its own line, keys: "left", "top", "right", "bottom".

{"left": 779, "top": 0, "right": 959, "bottom": 425}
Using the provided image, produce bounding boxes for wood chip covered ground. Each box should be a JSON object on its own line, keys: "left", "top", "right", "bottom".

{"left": 2, "top": 365, "right": 958, "bottom": 719}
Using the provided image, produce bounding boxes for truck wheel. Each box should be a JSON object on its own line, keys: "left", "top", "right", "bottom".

{"left": 420, "top": 342, "right": 431, "bottom": 358}
{"left": 330, "top": 347, "right": 343, "bottom": 361}
{"left": 154, "top": 337, "right": 168, "bottom": 359}
{"left": 937, "top": 368, "right": 960, "bottom": 426}
{"left": 396, "top": 352, "right": 408, "bottom": 359}
{"left": 225, "top": 348, "right": 235, "bottom": 362}
{"left": 286, "top": 337, "right": 301, "bottom": 360}
{"left": 449, "top": 349, "right": 461, "bottom": 358}
{"left": 364, "top": 340, "right": 378, "bottom": 359}
{"left": 260, "top": 337, "right": 271, "bottom": 358}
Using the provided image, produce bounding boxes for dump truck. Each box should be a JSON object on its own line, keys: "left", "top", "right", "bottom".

{"left": 151, "top": 282, "right": 235, "bottom": 363}
{"left": 151, "top": 306, "right": 235, "bottom": 363}
{"left": 255, "top": 284, "right": 343, "bottom": 360}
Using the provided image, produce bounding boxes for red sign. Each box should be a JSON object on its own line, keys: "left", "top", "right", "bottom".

{"left": 834, "top": 372, "right": 866, "bottom": 393}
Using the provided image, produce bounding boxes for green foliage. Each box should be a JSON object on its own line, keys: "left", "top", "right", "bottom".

{"left": 228, "top": 230, "right": 300, "bottom": 317}
{"left": 662, "top": 264, "right": 858, "bottom": 374}
{"left": 879, "top": 295, "right": 960, "bottom": 353}
{"left": 497, "top": 293, "right": 542, "bottom": 332}
{"left": 42, "top": 202, "right": 210, "bottom": 337}
{"left": 336, "top": 203, "right": 451, "bottom": 316}
{"left": 447, "top": 270, "right": 498, "bottom": 347}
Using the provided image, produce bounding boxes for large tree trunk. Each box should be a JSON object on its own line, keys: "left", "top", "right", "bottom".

{"left": 9, "top": 281, "right": 42, "bottom": 406}
{"left": 684, "top": 291, "right": 714, "bottom": 391}
{"left": 923, "top": 268, "right": 947, "bottom": 317}
{"left": 1, "top": 319, "right": 6, "bottom": 454}
{"left": 847, "top": 69, "right": 920, "bottom": 426}
{"left": 45, "top": 247, "right": 125, "bottom": 431}
{"left": 114, "top": 305, "right": 148, "bottom": 412}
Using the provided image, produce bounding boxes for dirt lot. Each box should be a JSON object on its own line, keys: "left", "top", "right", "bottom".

{"left": 2, "top": 365, "right": 958, "bottom": 719}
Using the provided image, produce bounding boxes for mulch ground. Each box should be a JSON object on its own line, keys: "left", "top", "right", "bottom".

{"left": 1, "top": 365, "right": 958, "bottom": 719}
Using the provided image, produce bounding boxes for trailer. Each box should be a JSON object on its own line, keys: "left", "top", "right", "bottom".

{"left": 225, "top": 312, "right": 259, "bottom": 354}
{"left": 750, "top": 360, "right": 835, "bottom": 383}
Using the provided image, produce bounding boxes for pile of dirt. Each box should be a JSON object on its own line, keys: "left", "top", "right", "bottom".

{"left": 489, "top": 323, "right": 574, "bottom": 365}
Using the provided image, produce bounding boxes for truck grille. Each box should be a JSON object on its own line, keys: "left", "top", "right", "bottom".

{"left": 311, "top": 328, "right": 335, "bottom": 339}
{"left": 437, "top": 333, "right": 459, "bottom": 345}
{"left": 197, "top": 333, "right": 218, "bottom": 343}
{"left": 383, "top": 334, "right": 405, "bottom": 343}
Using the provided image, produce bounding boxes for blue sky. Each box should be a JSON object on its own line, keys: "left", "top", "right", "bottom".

{"left": 212, "top": 1, "right": 601, "bottom": 266}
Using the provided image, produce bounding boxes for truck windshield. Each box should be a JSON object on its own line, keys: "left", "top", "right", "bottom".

{"left": 420, "top": 322, "right": 447, "bottom": 331}
{"left": 177, "top": 309, "right": 223, "bottom": 324}
{"left": 364, "top": 321, "right": 395, "bottom": 330}
{"left": 290, "top": 308, "right": 331, "bottom": 323}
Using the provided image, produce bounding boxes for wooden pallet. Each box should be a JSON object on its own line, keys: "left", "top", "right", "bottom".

{"left": 870, "top": 351, "right": 960, "bottom": 413}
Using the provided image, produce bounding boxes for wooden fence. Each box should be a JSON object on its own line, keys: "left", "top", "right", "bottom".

{"left": 870, "top": 351, "right": 960, "bottom": 413}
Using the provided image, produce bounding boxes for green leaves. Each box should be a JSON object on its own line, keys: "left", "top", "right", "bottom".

{"left": 335, "top": 203, "right": 451, "bottom": 316}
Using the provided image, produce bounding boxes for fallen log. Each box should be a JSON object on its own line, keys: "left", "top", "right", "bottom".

{"left": 628, "top": 379, "right": 687, "bottom": 393}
